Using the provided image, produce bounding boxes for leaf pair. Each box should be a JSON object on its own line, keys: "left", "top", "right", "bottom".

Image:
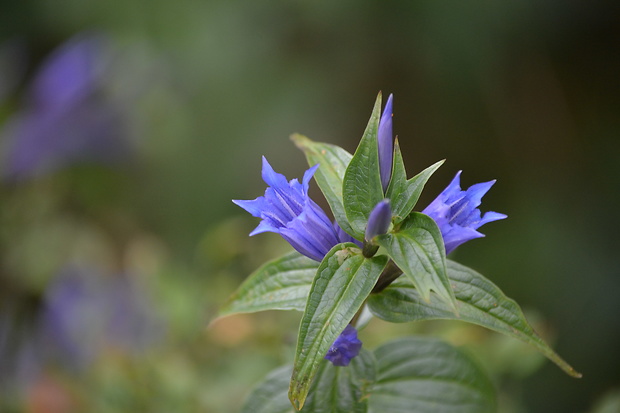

{"left": 216, "top": 251, "right": 581, "bottom": 380}
{"left": 242, "top": 337, "right": 496, "bottom": 413}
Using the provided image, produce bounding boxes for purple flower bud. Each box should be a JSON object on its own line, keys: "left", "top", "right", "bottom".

{"left": 365, "top": 199, "right": 392, "bottom": 242}
{"left": 378, "top": 93, "right": 394, "bottom": 192}
{"left": 324, "top": 325, "right": 362, "bottom": 367}
{"left": 422, "top": 171, "right": 507, "bottom": 254}
{"left": 233, "top": 157, "right": 340, "bottom": 262}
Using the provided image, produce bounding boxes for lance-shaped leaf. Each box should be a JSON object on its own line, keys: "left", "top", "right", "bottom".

{"left": 242, "top": 365, "right": 296, "bottom": 413}
{"left": 368, "top": 337, "right": 496, "bottom": 413}
{"left": 217, "top": 252, "right": 319, "bottom": 319}
{"left": 367, "top": 259, "right": 582, "bottom": 378}
{"left": 375, "top": 212, "right": 457, "bottom": 310}
{"left": 302, "top": 349, "right": 376, "bottom": 413}
{"left": 386, "top": 139, "right": 444, "bottom": 224}
{"left": 342, "top": 93, "right": 384, "bottom": 238}
{"left": 243, "top": 351, "right": 376, "bottom": 413}
{"left": 289, "top": 243, "right": 388, "bottom": 410}
{"left": 291, "top": 133, "right": 355, "bottom": 237}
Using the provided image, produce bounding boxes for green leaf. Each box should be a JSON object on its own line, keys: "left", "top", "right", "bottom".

{"left": 386, "top": 139, "right": 444, "bottom": 224}
{"left": 342, "top": 93, "right": 384, "bottom": 238}
{"left": 242, "top": 365, "right": 296, "bottom": 413}
{"left": 217, "top": 252, "right": 319, "bottom": 319}
{"left": 367, "top": 259, "right": 582, "bottom": 378}
{"left": 243, "top": 351, "right": 376, "bottom": 413}
{"left": 369, "top": 337, "right": 496, "bottom": 413}
{"left": 375, "top": 212, "right": 457, "bottom": 310}
{"left": 289, "top": 243, "right": 388, "bottom": 410}
{"left": 291, "top": 134, "right": 356, "bottom": 236}
{"left": 302, "top": 350, "right": 376, "bottom": 413}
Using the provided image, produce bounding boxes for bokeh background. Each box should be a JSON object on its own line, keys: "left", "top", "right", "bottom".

{"left": 1, "top": 1, "right": 619, "bottom": 412}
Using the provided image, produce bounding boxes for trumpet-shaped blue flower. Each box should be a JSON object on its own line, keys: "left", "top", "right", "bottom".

{"left": 423, "top": 171, "right": 507, "bottom": 254}
{"left": 233, "top": 157, "right": 340, "bottom": 262}
{"left": 324, "top": 325, "right": 362, "bottom": 367}
{"left": 378, "top": 93, "right": 394, "bottom": 192}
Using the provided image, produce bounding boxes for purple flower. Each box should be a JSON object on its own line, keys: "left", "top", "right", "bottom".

{"left": 365, "top": 199, "right": 392, "bottom": 242}
{"left": 422, "top": 171, "right": 507, "bottom": 254}
{"left": 378, "top": 93, "right": 394, "bottom": 192}
{"left": 1, "top": 33, "right": 133, "bottom": 181}
{"left": 324, "top": 325, "right": 362, "bottom": 367}
{"left": 40, "top": 268, "right": 163, "bottom": 370}
{"left": 233, "top": 157, "right": 340, "bottom": 262}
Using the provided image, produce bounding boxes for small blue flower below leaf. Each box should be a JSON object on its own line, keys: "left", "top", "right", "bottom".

{"left": 324, "top": 325, "right": 362, "bottom": 367}
{"left": 233, "top": 157, "right": 340, "bottom": 262}
{"left": 422, "top": 171, "right": 507, "bottom": 254}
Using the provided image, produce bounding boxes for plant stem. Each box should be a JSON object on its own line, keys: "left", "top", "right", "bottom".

{"left": 371, "top": 259, "right": 403, "bottom": 293}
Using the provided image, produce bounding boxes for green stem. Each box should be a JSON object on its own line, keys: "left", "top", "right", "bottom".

{"left": 371, "top": 259, "right": 403, "bottom": 293}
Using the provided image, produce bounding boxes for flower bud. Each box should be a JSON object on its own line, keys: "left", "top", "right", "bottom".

{"left": 365, "top": 199, "right": 392, "bottom": 242}
{"left": 324, "top": 325, "right": 362, "bottom": 367}
{"left": 378, "top": 93, "right": 394, "bottom": 192}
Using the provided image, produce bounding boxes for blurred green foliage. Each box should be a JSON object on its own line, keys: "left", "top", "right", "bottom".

{"left": 0, "top": 1, "right": 618, "bottom": 412}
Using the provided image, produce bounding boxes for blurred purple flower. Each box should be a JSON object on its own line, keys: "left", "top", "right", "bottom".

{"left": 40, "top": 267, "right": 163, "bottom": 370}
{"left": 233, "top": 157, "right": 340, "bottom": 262}
{"left": 324, "top": 324, "right": 362, "bottom": 367}
{"left": 378, "top": 93, "right": 394, "bottom": 192}
{"left": 422, "top": 171, "right": 507, "bottom": 254}
{"left": 1, "top": 33, "right": 133, "bottom": 181}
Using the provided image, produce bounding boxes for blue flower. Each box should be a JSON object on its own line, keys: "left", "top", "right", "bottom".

{"left": 233, "top": 157, "right": 340, "bottom": 262}
{"left": 378, "top": 93, "right": 394, "bottom": 192}
{"left": 422, "top": 171, "right": 507, "bottom": 254}
{"left": 324, "top": 325, "right": 362, "bottom": 367}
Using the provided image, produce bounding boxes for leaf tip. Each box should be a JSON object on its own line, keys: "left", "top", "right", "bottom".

{"left": 290, "top": 133, "right": 309, "bottom": 148}
{"left": 288, "top": 390, "right": 305, "bottom": 411}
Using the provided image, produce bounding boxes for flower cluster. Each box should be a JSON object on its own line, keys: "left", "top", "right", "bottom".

{"left": 233, "top": 94, "right": 505, "bottom": 367}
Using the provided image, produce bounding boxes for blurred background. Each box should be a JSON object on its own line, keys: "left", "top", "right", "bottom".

{"left": 0, "top": 1, "right": 618, "bottom": 412}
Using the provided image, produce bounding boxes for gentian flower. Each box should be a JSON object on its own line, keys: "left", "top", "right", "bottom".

{"left": 324, "top": 325, "right": 362, "bottom": 367}
{"left": 233, "top": 157, "right": 340, "bottom": 262}
{"left": 378, "top": 93, "right": 394, "bottom": 192}
{"left": 422, "top": 171, "right": 507, "bottom": 254}
{"left": 365, "top": 199, "right": 392, "bottom": 242}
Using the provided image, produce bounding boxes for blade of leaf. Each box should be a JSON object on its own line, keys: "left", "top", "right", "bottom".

{"left": 216, "top": 252, "right": 319, "bottom": 319}
{"left": 242, "top": 365, "right": 297, "bottom": 413}
{"left": 386, "top": 140, "right": 444, "bottom": 224}
{"left": 244, "top": 351, "right": 376, "bottom": 413}
{"left": 375, "top": 212, "right": 457, "bottom": 311}
{"left": 302, "top": 350, "right": 376, "bottom": 413}
{"left": 342, "top": 93, "right": 384, "bottom": 238}
{"left": 289, "top": 243, "right": 388, "bottom": 410}
{"left": 291, "top": 134, "right": 355, "bottom": 237}
{"left": 367, "top": 259, "right": 582, "bottom": 378}
{"left": 369, "top": 337, "right": 496, "bottom": 413}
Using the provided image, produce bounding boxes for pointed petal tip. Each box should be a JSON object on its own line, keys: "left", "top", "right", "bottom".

{"left": 385, "top": 93, "right": 394, "bottom": 109}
